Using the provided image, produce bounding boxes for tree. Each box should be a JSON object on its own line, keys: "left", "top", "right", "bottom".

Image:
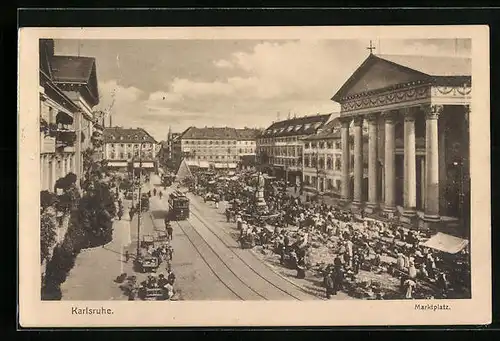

{"left": 40, "top": 208, "right": 57, "bottom": 264}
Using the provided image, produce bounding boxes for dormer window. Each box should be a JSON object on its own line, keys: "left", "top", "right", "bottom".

{"left": 294, "top": 125, "right": 302, "bottom": 131}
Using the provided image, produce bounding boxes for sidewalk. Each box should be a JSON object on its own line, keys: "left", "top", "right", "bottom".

{"left": 60, "top": 217, "right": 133, "bottom": 300}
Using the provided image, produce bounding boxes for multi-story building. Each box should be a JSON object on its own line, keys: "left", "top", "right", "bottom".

{"left": 179, "top": 127, "right": 260, "bottom": 170}
{"left": 102, "top": 127, "right": 159, "bottom": 172}
{"left": 302, "top": 118, "right": 343, "bottom": 195}
{"left": 256, "top": 114, "right": 331, "bottom": 185}
{"left": 236, "top": 128, "right": 261, "bottom": 170}
{"left": 39, "top": 39, "right": 100, "bottom": 192}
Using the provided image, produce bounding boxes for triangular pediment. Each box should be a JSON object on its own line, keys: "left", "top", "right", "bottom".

{"left": 332, "top": 54, "right": 431, "bottom": 102}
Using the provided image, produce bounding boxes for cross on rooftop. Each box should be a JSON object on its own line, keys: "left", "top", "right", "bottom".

{"left": 367, "top": 40, "right": 376, "bottom": 54}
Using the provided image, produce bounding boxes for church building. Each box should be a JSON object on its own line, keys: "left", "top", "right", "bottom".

{"left": 331, "top": 52, "right": 471, "bottom": 233}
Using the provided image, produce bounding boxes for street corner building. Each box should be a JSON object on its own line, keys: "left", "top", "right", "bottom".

{"left": 39, "top": 38, "right": 103, "bottom": 282}
{"left": 331, "top": 53, "right": 471, "bottom": 236}
{"left": 257, "top": 113, "right": 332, "bottom": 186}
{"left": 302, "top": 117, "right": 344, "bottom": 197}
{"left": 102, "top": 127, "right": 159, "bottom": 172}
{"left": 39, "top": 38, "right": 102, "bottom": 193}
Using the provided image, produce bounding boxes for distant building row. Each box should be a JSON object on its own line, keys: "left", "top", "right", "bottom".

{"left": 160, "top": 127, "right": 261, "bottom": 171}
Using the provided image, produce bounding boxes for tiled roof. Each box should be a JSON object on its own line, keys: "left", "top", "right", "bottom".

{"left": 50, "top": 56, "right": 97, "bottom": 83}
{"left": 376, "top": 54, "right": 471, "bottom": 77}
{"left": 103, "top": 127, "right": 157, "bottom": 144}
{"left": 303, "top": 117, "right": 342, "bottom": 140}
{"left": 236, "top": 128, "right": 262, "bottom": 140}
{"left": 181, "top": 127, "right": 261, "bottom": 140}
{"left": 260, "top": 113, "right": 331, "bottom": 138}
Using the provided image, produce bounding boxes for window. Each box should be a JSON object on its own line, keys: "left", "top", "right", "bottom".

{"left": 311, "top": 142, "right": 317, "bottom": 148}
{"left": 294, "top": 125, "right": 302, "bottom": 131}
{"left": 327, "top": 157, "right": 333, "bottom": 170}
{"left": 286, "top": 126, "right": 294, "bottom": 132}
{"left": 305, "top": 142, "right": 310, "bottom": 149}
{"left": 319, "top": 142, "right": 325, "bottom": 149}
{"left": 120, "top": 144, "right": 124, "bottom": 148}
{"left": 127, "top": 152, "right": 132, "bottom": 159}
{"left": 318, "top": 157, "right": 325, "bottom": 169}
{"left": 128, "top": 144, "right": 132, "bottom": 148}
{"left": 336, "top": 180, "right": 341, "bottom": 190}
{"left": 335, "top": 155, "right": 342, "bottom": 170}
{"left": 327, "top": 179, "right": 333, "bottom": 190}
{"left": 221, "top": 140, "right": 225, "bottom": 145}
{"left": 311, "top": 157, "right": 317, "bottom": 168}
{"left": 335, "top": 141, "right": 341, "bottom": 150}
{"left": 304, "top": 175, "right": 310, "bottom": 185}
{"left": 327, "top": 141, "right": 333, "bottom": 149}
{"left": 312, "top": 176, "right": 317, "bottom": 187}
{"left": 209, "top": 141, "right": 213, "bottom": 145}
{"left": 215, "top": 141, "right": 219, "bottom": 145}
{"left": 120, "top": 152, "right": 124, "bottom": 159}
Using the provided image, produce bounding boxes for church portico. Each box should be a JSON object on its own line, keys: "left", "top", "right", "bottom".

{"left": 332, "top": 53, "right": 471, "bottom": 232}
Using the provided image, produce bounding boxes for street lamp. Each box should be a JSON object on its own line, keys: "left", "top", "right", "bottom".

{"left": 135, "top": 142, "right": 144, "bottom": 259}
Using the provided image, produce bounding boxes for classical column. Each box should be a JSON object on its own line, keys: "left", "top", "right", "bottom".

{"left": 402, "top": 107, "right": 417, "bottom": 221}
{"left": 423, "top": 104, "right": 443, "bottom": 225}
{"left": 50, "top": 156, "right": 56, "bottom": 192}
{"left": 61, "top": 155, "right": 67, "bottom": 178}
{"left": 365, "top": 113, "right": 378, "bottom": 213}
{"left": 383, "top": 111, "right": 397, "bottom": 216}
{"left": 352, "top": 116, "right": 364, "bottom": 208}
{"left": 340, "top": 117, "right": 351, "bottom": 203}
{"left": 40, "top": 155, "right": 45, "bottom": 191}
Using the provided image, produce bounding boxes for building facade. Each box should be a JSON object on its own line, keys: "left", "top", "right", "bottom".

{"left": 179, "top": 127, "right": 260, "bottom": 170}
{"left": 302, "top": 118, "right": 344, "bottom": 195}
{"left": 39, "top": 39, "right": 100, "bottom": 192}
{"left": 257, "top": 114, "right": 331, "bottom": 185}
{"left": 102, "top": 127, "right": 159, "bottom": 172}
{"left": 332, "top": 53, "right": 471, "bottom": 231}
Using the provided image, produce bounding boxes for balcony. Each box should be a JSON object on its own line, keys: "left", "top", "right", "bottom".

{"left": 40, "top": 133, "right": 56, "bottom": 154}
{"left": 53, "top": 129, "right": 77, "bottom": 151}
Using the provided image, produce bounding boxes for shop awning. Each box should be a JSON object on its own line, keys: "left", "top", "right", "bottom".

{"left": 185, "top": 160, "right": 199, "bottom": 167}
{"left": 198, "top": 161, "right": 210, "bottom": 168}
{"left": 421, "top": 232, "right": 469, "bottom": 254}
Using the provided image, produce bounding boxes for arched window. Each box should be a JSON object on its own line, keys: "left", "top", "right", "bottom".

{"left": 327, "top": 157, "right": 333, "bottom": 170}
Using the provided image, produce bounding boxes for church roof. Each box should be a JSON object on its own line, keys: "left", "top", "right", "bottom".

{"left": 332, "top": 53, "right": 471, "bottom": 102}
{"left": 376, "top": 54, "right": 471, "bottom": 77}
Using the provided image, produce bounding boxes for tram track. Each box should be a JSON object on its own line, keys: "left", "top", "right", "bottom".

{"left": 187, "top": 196, "right": 323, "bottom": 300}
{"left": 188, "top": 206, "right": 311, "bottom": 300}
{"left": 171, "top": 219, "right": 248, "bottom": 300}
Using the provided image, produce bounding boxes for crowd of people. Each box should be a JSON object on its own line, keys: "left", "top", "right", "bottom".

{"left": 187, "top": 169, "right": 471, "bottom": 300}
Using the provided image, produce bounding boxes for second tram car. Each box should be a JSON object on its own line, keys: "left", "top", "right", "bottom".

{"left": 168, "top": 191, "right": 190, "bottom": 220}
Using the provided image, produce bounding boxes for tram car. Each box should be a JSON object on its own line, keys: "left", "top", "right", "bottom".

{"left": 168, "top": 190, "right": 190, "bottom": 220}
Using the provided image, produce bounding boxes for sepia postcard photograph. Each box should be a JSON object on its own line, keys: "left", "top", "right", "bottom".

{"left": 18, "top": 25, "right": 491, "bottom": 327}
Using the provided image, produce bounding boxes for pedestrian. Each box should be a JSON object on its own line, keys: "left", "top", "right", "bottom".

{"left": 168, "top": 245, "right": 174, "bottom": 261}
{"left": 129, "top": 208, "right": 135, "bottom": 221}
{"left": 125, "top": 250, "right": 130, "bottom": 263}
{"left": 167, "top": 224, "right": 173, "bottom": 241}
{"left": 153, "top": 188, "right": 157, "bottom": 196}
{"left": 117, "top": 207, "right": 123, "bottom": 220}
{"left": 215, "top": 200, "right": 219, "bottom": 209}
{"left": 159, "top": 191, "right": 163, "bottom": 199}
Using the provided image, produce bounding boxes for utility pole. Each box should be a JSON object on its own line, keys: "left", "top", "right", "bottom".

{"left": 136, "top": 143, "right": 143, "bottom": 259}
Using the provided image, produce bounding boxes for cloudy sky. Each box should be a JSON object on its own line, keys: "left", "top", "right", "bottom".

{"left": 54, "top": 38, "right": 470, "bottom": 141}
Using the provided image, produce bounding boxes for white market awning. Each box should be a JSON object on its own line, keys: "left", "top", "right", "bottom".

{"left": 133, "top": 162, "right": 155, "bottom": 168}
{"left": 421, "top": 232, "right": 469, "bottom": 254}
{"left": 108, "top": 161, "right": 128, "bottom": 167}
{"left": 199, "top": 161, "right": 210, "bottom": 168}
